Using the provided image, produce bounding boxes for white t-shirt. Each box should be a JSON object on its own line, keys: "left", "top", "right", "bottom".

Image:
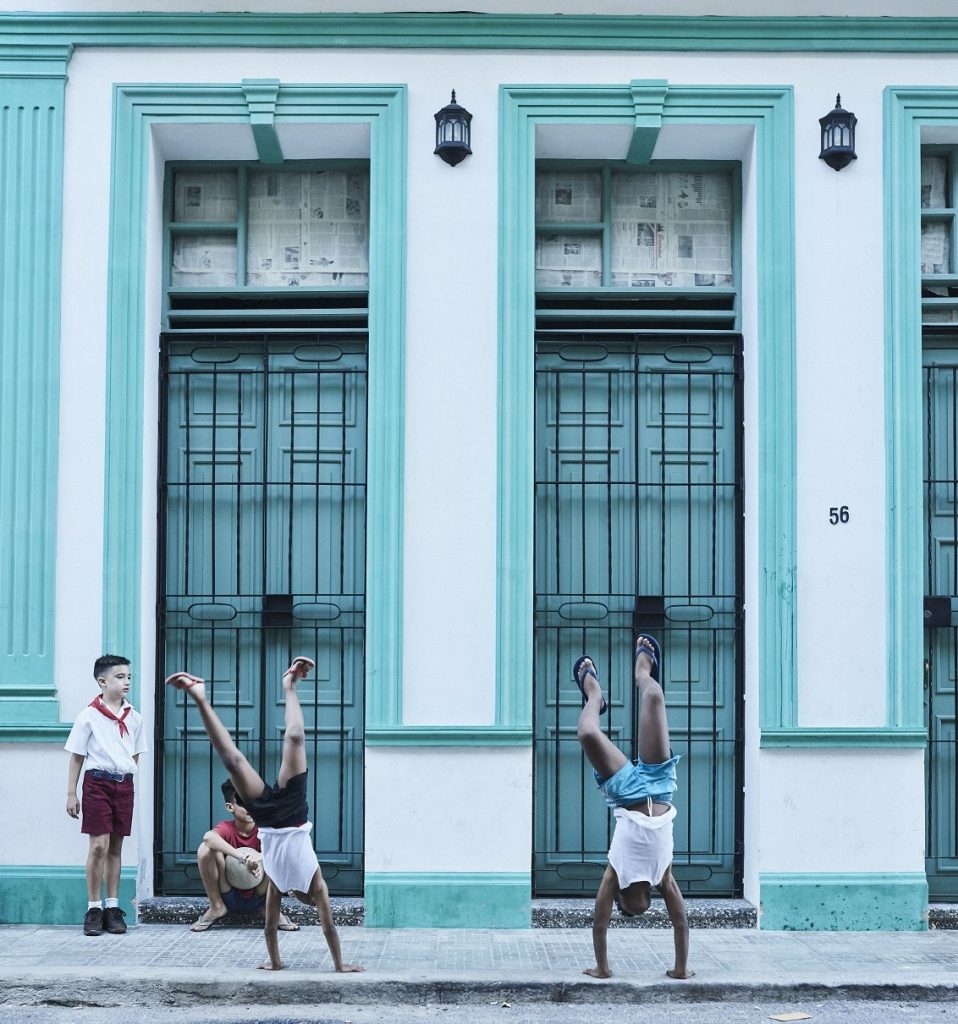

{"left": 258, "top": 822, "right": 319, "bottom": 895}
{"left": 64, "top": 700, "right": 149, "bottom": 774}
{"left": 607, "top": 804, "right": 677, "bottom": 888}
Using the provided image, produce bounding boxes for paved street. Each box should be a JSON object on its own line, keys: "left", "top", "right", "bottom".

{"left": 1, "top": 923, "right": 956, "bottom": 1010}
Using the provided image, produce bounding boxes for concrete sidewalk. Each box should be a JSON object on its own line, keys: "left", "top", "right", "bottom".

{"left": 2, "top": 920, "right": 957, "bottom": 1008}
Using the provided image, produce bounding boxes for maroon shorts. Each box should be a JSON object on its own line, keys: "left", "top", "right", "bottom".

{"left": 81, "top": 771, "right": 134, "bottom": 836}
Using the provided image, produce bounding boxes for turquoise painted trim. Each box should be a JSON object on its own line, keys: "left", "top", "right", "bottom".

{"left": 104, "top": 84, "right": 406, "bottom": 725}
{"left": 365, "top": 872, "right": 531, "bottom": 928}
{"left": 760, "top": 872, "right": 928, "bottom": 931}
{"left": 242, "top": 79, "right": 283, "bottom": 165}
{"left": 883, "top": 87, "right": 958, "bottom": 735}
{"left": 627, "top": 79, "right": 668, "bottom": 166}
{"left": 366, "top": 726, "right": 532, "bottom": 747}
{"left": 0, "top": 866, "right": 137, "bottom": 925}
{"left": 500, "top": 84, "right": 796, "bottom": 740}
{"left": 760, "top": 728, "right": 927, "bottom": 748}
{"left": 9, "top": 14, "right": 958, "bottom": 53}
{"left": 0, "top": 49, "right": 70, "bottom": 740}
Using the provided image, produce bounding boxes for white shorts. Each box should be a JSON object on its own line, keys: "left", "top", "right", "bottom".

{"left": 258, "top": 822, "right": 319, "bottom": 894}
{"left": 607, "top": 804, "right": 677, "bottom": 888}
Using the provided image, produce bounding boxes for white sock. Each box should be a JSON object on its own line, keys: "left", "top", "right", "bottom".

{"left": 88, "top": 901, "right": 102, "bottom": 911}
{"left": 104, "top": 898, "right": 119, "bottom": 909}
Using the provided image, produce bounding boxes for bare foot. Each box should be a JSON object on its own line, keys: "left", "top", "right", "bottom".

{"left": 634, "top": 636, "right": 656, "bottom": 678}
{"left": 165, "top": 672, "right": 206, "bottom": 701}
{"left": 256, "top": 960, "right": 285, "bottom": 971}
{"left": 666, "top": 968, "right": 696, "bottom": 979}
{"left": 337, "top": 963, "right": 365, "bottom": 973}
{"left": 282, "top": 656, "right": 315, "bottom": 689}
{"left": 191, "top": 906, "right": 226, "bottom": 932}
{"left": 584, "top": 966, "right": 612, "bottom": 979}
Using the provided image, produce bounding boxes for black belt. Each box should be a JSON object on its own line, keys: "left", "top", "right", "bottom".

{"left": 88, "top": 769, "right": 133, "bottom": 783}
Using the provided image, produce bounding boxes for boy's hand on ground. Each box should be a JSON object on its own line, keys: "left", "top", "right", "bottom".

{"left": 583, "top": 966, "right": 612, "bottom": 979}
{"left": 66, "top": 796, "right": 80, "bottom": 818}
{"left": 256, "top": 960, "right": 285, "bottom": 971}
{"left": 666, "top": 967, "right": 696, "bottom": 979}
{"left": 337, "top": 963, "right": 365, "bottom": 973}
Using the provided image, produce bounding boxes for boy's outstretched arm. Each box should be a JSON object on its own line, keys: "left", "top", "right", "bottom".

{"left": 257, "top": 882, "right": 284, "bottom": 971}
{"left": 658, "top": 866, "right": 695, "bottom": 979}
{"left": 585, "top": 864, "right": 618, "bottom": 979}
{"left": 310, "top": 870, "right": 363, "bottom": 973}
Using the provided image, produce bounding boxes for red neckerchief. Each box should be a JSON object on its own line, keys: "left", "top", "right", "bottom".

{"left": 90, "top": 695, "right": 131, "bottom": 738}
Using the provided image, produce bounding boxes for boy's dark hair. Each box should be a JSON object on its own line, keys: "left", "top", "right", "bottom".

{"left": 221, "top": 779, "right": 242, "bottom": 806}
{"left": 93, "top": 654, "right": 130, "bottom": 680}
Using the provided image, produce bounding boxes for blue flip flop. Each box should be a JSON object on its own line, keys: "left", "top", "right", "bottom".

{"left": 633, "top": 634, "right": 662, "bottom": 682}
{"left": 572, "top": 656, "right": 608, "bottom": 715}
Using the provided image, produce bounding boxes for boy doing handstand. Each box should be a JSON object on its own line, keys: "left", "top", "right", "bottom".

{"left": 166, "top": 656, "right": 362, "bottom": 973}
{"left": 574, "top": 634, "right": 693, "bottom": 981}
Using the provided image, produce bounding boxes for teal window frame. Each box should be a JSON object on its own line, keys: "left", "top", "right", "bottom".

{"left": 534, "top": 158, "right": 741, "bottom": 328}
{"left": 920, "top": 145, "right": 958, "bottom": 325}
{"left": 104, "top": 83, "right": 406, "bottom": 723}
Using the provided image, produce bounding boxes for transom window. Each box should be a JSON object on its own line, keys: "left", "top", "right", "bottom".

{"left": 166, "top": 164, "right": 370, "bottom": 291}
{"left": 535, "top": 165, "right": 735, "bottom": 290}
{"left": 921, "top": 150, "right": 958, "bottom": 325}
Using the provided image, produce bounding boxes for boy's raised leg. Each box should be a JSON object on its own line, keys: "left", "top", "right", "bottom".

{"left": 165, "top": 673, "right": 266, "bottom": 806}
{"left": 277, "top": 656, "right": 313, "bottom": 787}
{"left": 634, "top": 637, "right": 671, "bottom": 766}
{"left": 575, "top": 658, "right": 629, "bottom": 780}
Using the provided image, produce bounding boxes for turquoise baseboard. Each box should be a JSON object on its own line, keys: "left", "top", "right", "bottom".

{"left": 760, "top": 872, "right": 928, "bottom": 931}
{"left": 365, "top": 872, "right": 531, "bottom": 928}
{"left": 0, "top": 865, "right": 138, "bottom": 925}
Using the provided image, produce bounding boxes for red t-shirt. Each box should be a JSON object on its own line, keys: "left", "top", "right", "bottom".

{"left": 214, "top": 819, "right": 261, "bottom": 896}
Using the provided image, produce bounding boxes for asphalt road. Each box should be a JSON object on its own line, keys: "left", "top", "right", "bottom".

{"left": 2, "top": 1001, "right": 955, "bottom": 1024}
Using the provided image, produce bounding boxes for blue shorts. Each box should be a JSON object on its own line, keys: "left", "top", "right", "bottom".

{"left": 222, "top": 887, "right": 266, "bottom": 913}
{"left": 595, "top": 754, "right": 680, "bottom": 808}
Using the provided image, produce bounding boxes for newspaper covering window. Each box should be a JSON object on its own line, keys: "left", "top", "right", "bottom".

{"left": 173, "top": 171, "right": 238, "bottom": 223}
{"left": 921, "top": 222, "right": 951, "bottom": 276}
{"left": 170, "top": 233, "right": 237, "bottom": 287}
{"left": 535, "top": 171, "right": 602, "bottom": 223}
{"left": 610, "top": 172, "right": 733, "bottom": 287}
{"left": 921, "top": 156, "right": 948, "bottom": 209}
{"left": 535, "top": 233, "right": 602, "bottom": 287}
{"left": 246, "top": 170, "right": 369, "bottom": 287}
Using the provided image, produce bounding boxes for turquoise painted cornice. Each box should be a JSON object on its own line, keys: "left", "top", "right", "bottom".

{"left": 366, "top": 726, "right": 532, "bottom": 747}
{"left": 5, "top": 14, "right": 958, "bottom": 53}
{"left": 760, "top": 728, "right": 927, "bottom": 748}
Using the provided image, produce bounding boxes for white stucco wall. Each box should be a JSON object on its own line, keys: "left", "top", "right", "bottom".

{"left": 7, "top": 38, "right": 943, "bottom": 893}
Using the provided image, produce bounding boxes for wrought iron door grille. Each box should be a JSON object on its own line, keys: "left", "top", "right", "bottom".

{"left": 533, "top": 331, "right": 744, "bottom": 898}
{"left": 923, "top": 345, "right": 958, "bottom": 899}
{"left": 156, "top": 331, "right": 367, "bottom": 895}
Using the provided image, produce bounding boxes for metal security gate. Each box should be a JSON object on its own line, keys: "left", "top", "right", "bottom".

{"left": 533, "top": 333, "right": 743, "bottom": 897}
{"left": 157, "top": 333, "right": 366, "bottom": 895}
{"left": 923, "top": 341, "right": 958, "bottom": 900}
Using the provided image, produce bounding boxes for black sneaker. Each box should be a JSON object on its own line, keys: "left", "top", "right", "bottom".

{"left": 103, "top": 907, "right": 127, "bottom": 934}
{"left": 83, "top": 907, "right": 103, "bottom": 936}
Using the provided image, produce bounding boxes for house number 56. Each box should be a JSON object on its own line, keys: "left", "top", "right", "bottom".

{"left": 828, "top": 505, "right": 850, "bottom": 525}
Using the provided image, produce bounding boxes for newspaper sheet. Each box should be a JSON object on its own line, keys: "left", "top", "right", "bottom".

{"left": 921, "top": 222, "right": 951, "bottom": 276}
{"left": 173, "top": 171, "right": 238, "bottom": 223}
{"left": 171, "top": 234, "right": 237, "bottom": 287}
{"left": 535, "top": 233, "right": 602, "bottom": 287}
{"left": 535, "top": 171, "right": 602, "bottom": 224}
{"left": 921, "top": 156, "right": 947, "bottom": 209}
{"left": 246, "top": 171, "right": 369, "bottom": 287}
{"left": 609, "top": 172, "right": 733, "bottom": 288}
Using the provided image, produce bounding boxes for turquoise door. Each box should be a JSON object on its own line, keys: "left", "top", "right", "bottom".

{"left": 533, "top": 336, "right": 742, "bottom": 897}
{"left": 158, "top": 335, "right": 366, "bottom": 895}
{"left": 923, "top": 342, "right": 958, "bottom": 900}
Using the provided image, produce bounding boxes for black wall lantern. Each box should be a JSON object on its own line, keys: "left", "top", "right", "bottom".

{"left": 434, "top": 90, "right": 472, "bottom": 167}
{"left": 819, "top": 94, "right": 857, "bottom": 171}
